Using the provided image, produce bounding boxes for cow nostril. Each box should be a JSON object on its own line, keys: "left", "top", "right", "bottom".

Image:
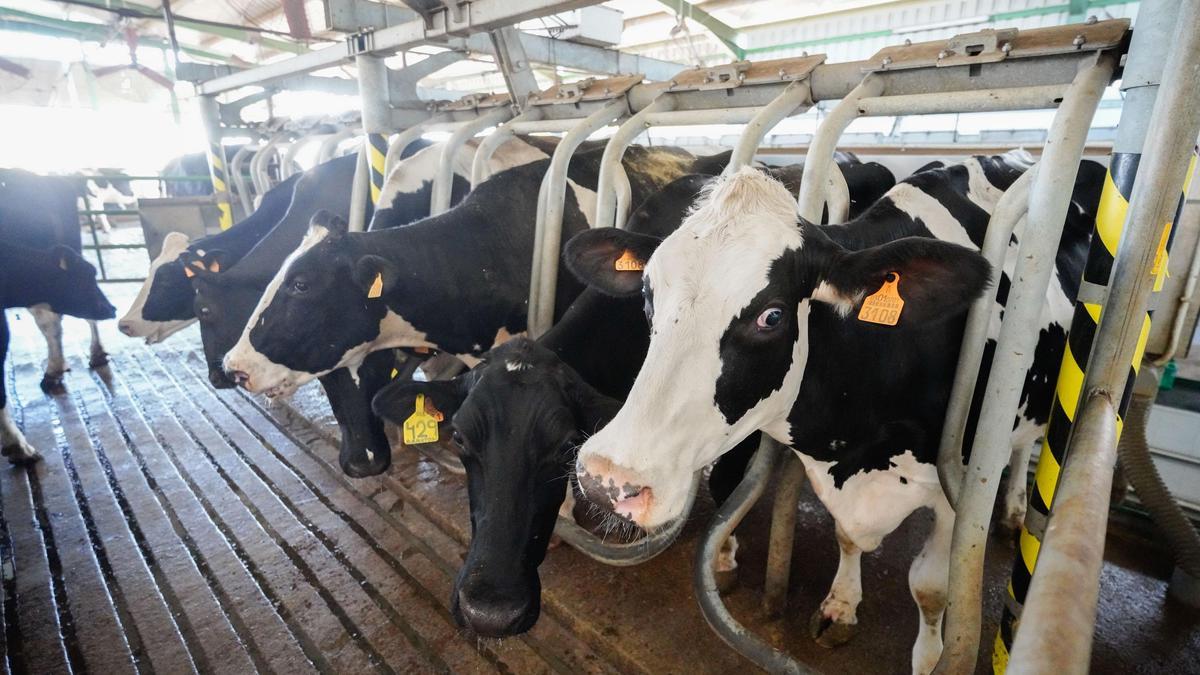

{"left": 118, "top": 322, "right": 133, "bottom": 336}
{"left": 229, "top": 370, "right": 250, "bottom": 386}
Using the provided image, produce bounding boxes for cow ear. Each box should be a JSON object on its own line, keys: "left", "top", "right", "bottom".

{"left": 814, "top": 237, "right": 991, "bottom": 326}
{"left": 161, "top": 231, "right": 190, "bottom": 255}
{"left": 563, "top": 228, "right": 661, "bottom": 297}
{"left": 354, "top": 254, "right": 399, "bottom": 299}
{"left": 562, "top": 369, "right": 619, "bottom": 436}
{"left": 52, "top": 245, "right": 80, "bottom": 271}
{"left": 371, "top": 377, "right": 468, "bottom": 430}
{"left": 308, "top": 210, "right": 348, "bottom": 240}
{"left": 201, "top": 249, "right": 229, "bottom": 274}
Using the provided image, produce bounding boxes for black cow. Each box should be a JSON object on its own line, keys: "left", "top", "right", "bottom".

{"left": 569, "top": 153, "right": 1103, "bottom": 673}
{"left": 1, "top": 168, "right": 111, "bottom": 392}
{"left": 367, "top": 158, "right": 894, "bottom": 637}
{"left": 2, "top": 241, "right": 116, "bottom": 463}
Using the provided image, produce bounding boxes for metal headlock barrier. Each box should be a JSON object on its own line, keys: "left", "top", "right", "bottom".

{"left": 191, "top": 2, "right": 1199, "bottom": 671}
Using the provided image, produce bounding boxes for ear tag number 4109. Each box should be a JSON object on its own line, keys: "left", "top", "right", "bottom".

{"left": 858, "top": 272, "right": 904, "bottom": 326}
{"left": 403, "top": 394, "right": 442, "bottom": 445}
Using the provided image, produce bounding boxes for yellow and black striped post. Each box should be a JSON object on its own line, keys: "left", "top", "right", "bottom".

{"left": 367, "top": 132, "right": 388, "bottom": 205}
{"left": 207, "top": 141, "right": 234, "bottom": 230}
{"left": 993, "top": 149, "right": 1196, "bottom": 672}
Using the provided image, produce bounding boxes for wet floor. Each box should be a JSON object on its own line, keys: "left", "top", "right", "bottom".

{"left": 1, "top": 281, "right": 1197, "bottom": 673}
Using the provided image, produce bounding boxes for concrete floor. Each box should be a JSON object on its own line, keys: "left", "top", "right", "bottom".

{"left": 1, "top": 275, "right": 1198, "bottom": 673}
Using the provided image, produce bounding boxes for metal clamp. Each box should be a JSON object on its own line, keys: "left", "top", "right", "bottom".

{"left": 669, "top": 61, "right": 752, "bottom": 91}
{"left": 527, "top": 74, "right": 644, "bottom": 106}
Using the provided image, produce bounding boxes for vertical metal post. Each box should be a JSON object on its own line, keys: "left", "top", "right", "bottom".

{"left": 432, "top": 107, "right": 513, "bottom": 215}
{"left": 230, "top": 143, "right": 259, "bottom": 216}
{"left": 762, "top": 452, "right": 805, "bottom": 617}
{"left": 384, "top": 116, "right": 441, "bottom": 180}
{"left": 348, "top": 143, "right": 372, "bottom": 233}
{"left": 726, "top": 80, "right": 813, "bottom": 172}
{"left": 197, "top": 94, "right": 234, "bottom": 230}
{"left": 488, "top": 26, "right": 540, "bottom": 109}
{"left": 993, "top": 1, "right": 1196, "bottom": 668}
{"left": 528, "top": 99, "right": 627, "bottom": 337}
{"left": 935, "top": 54, "right": 1115, "bottom": 675}
{"left": 357, "top": 54, "right": 391, "bottom": 210}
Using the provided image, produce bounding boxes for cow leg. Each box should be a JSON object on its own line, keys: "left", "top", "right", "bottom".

{"left": 29, "top": 306, "right": 67, "bottom": 393}
{"left": 87, "top": 320, "right": 109, "bottom": 368}
{"left": 809, "top": 522, "right": 864, "bottom": 647}
{"left": 908, "top": 491, "right": 954, "bottom": 675}
{"left": 1, "top": 315, "right": 37, "bottom": 463}
{"left": 1000, "top": 439, "right": 1035, "bottom": 535}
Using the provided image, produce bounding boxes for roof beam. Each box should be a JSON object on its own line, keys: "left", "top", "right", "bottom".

{"left": 457, "top": 31, "right": 686, "bottom": 81}
{"left": 653, "top": 0, "right": 743, "bottom": 59}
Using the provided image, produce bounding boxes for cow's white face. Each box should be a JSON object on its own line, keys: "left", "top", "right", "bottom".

{"left": 575, "top": 169, "right": 830, "bottom": 528}
{"left": 119, "top": 232, "right": 196, "bottom": 343}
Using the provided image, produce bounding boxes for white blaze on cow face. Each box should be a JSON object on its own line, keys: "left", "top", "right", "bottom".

{"left": 577, "top": 168, "right": 827, "bottom": 528}
{"left": 119, "top": 232, "right": 196, "bottom": 343}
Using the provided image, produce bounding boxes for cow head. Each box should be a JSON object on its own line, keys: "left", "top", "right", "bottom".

{"left": 141, "top": 254, "right": 198, "bottom": 321}
{"left": 223, "top": 211, "right": 406, "bottom": 398}
{"left": 119, "top": 232, "right": 195, "bottom": 343}
{"left": 36, "top": 246, "right": 117, "bottom": 320}
{"left": 570, "top": 168, "right": 990, "bottom": 528}
{"left": 372, "top": 338, "right": 609, "bottom": 637}
{"left": 177, "top": 248, "right": 263, "bottom": 388}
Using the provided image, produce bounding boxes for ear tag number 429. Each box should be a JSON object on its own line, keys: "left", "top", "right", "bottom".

{"left": 858, "top": 272, "right": 904, "bottom": 326}
{"left": 403, "top": 394, "right": 442, "bottom": 445}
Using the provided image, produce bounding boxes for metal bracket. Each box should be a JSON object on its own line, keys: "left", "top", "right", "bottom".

{"left": 528, "top": 74, "right": 642, "bottom": 105}
{"left": 345, "top": 30, "right": 375, "bottom": 56}
{"left": 669, "top": 60, "right": 751, "bottom": 91}
{"left": 433, "top": 91, "right": 511, "bottom": 112}
{"left": 863, "top": 18, "right": 1130, "bottom": 72}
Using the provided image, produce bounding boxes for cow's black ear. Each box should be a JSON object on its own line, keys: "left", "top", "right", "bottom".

{"left": 200, "top": 249, "right": 229, "bottom": 274}
{"left": 354, "top": 254, "right": 400, "bottom": 299}
{"left": 563, "top": 228, "right": 662, "bottom": 297}
{"left": 308, "top": 210, "right": 348, "bottom": 240}
{"left": 371, "top": 377, "right": 468, "bottom": 430}
{"left": 815, "top": 236, "right": 991, "bottom": 326}
{"left": 563, "top": 370, "right": 619, "bottom": 437}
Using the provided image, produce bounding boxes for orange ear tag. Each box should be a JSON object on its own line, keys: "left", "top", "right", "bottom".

{"left": 208, "top": 260, "right": 221, "bottom": 273}
{"left": 857, "top": 273, "right": 905, "bottom": 326}
{"left": 183, "top": 266, "right": 195, "bottom": 278}
{"left": 403, "top": 394, "right": 440, "bottom": 444}
{"left": 614, "top": 250, "right": 645, "bottom": 272}
{"left": 367, "top": 272, "right": 383, "bottom": 299}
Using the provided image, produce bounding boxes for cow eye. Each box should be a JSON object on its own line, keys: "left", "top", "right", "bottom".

{"left": 755, "top": 307, "right": 785, "bottom": 330}
{"left": 291, "top": 279, "right": 310, "bottom": 294}
{"left": 451, "top": 429, "right": 464, "bottom": 447}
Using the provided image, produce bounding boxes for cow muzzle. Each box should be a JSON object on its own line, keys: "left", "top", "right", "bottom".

{"left": 453, "top": 581, "right": 537, "bottom": 638}
{"left": 576, "top": 454, "right": 656, "bottom": 527}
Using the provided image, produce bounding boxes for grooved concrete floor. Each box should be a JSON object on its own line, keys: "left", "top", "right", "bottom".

{"left": 1, "top": 281, "right": 1197, "bottom": 674}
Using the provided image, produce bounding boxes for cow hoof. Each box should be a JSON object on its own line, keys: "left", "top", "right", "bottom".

{"left": 714, "top": 567, "right": 739, "bottom": 595}
{"left": 40, "top": 374, "right": 66, "bottom": 395}
{"left": 2, "top": 442, "right": 41, "bottom": 465}
{"left": 89, "top": 351, "right": 110, "bottom": 369}
{"left": 809, "top": 609, "right": 858, "bottom": 648}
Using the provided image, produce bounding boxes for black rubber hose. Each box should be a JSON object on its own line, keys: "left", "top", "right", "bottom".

{"left": 1117, "top": 391, "right": 1200, "bottom": 578}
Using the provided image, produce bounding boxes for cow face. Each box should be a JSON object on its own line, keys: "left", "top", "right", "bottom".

{"left": 141, "top": 257, "right": 196, "bottom": 321}
{"left": 570, "top": 168, "right": 989, "bottom": 528}
{"left": 223, "top": 212, "right": 395, "bottom": 397}
{"left": 372, "top": 339, "right": 608, "bottom": 637}
{"left": 119, "top": 232, "right": 195, "bottom": 343}
{"left": 43, "top": 246, "right": 117, "bottom": 320}
{"left": 179, "top": 251, "right": 264, "bottom": 389}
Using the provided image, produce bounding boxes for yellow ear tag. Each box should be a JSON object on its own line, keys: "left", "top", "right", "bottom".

{"left": 857, "top": 273, "right": 905, "bottom": 326}
{"left": 59, "top": 257, "right": 69, "bottom": 270}
{"left": 402, "top": 394, "right": 440, "bottom": 444}
{"left": 183, "top": 266, "right": 195, "bottom": 278}
{"left": 614, "top": 249, "right": 645, "bottom": 272}
{"left": 367, "top": 272, "right": 384, "bottom": 299}
{"left": 390, "top": 368, "right": 399, "bottom": 379}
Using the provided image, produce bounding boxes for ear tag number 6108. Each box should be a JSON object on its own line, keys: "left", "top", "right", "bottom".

{"left": 403, "top": 394, "right": 440, "bottom": 445}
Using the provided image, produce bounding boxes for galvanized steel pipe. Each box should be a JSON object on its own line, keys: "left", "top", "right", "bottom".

{"left": 763, "top": 452, "right": 806, "bottom": 617}
{"left": 937, "top": 167, "right": 1036, "bottom": 506}
{"left": 383, "top": 116, "right": 442, "bottom": 180}
{"left": 594, "top": 95, "right": 675, "bottom": 230}
{"left": 796, "top": 75, "right": 884, "bottom": 222}
{"left": 1007, "top": 393, "right": 1117, "bottom": 675}
{"left": 855, "top": 84, "right": 1069, "bottom": 117}
{"left": 348, "top": 143, "right": 371, "bottom": 232}
{"left": 318, "top": 126, "right": 356, "bottom": 163}
{"left": 528, "top": 99, "right": 627, "bottom": 338}
{"left": 229, "top": 143, "right": 259, "bottom": 216}
{"left": 727, "top": 79, "right": 813, "bottom": 172}
{"left": 432, "top": 106, "right": 512, "bottom": 214}
{"left": 471, "top": 108, "right": 543, "bottom": 187}
{"left": 935, "top": 54, "right": 1116, "bottom": 675}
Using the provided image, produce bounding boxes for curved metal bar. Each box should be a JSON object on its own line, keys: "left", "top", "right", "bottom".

{"left": 318, "top": 126, "right": 357, "bottom": 163}
{"left": 528, "top": 99, "right": 628, "bottom": 338}
{"left": 470, "top": 108, "right": 543, "bottom": 188}
{"left": 694, "top": 436, "right": 809, "bottom": 674}
{"left": 347, "top": 142, "right": 371, "bottom": 233}
{"left": 383, "top": 116, "right": 440, "bottom": 181}
{"left": 283, "top": 132, "right": 334, "bottom": 179}
{"left": 935, "top": 55, "right": 1116, "bottom": 675}
{"left": 824, "top": 161, "right": 850, "bottom": 224}
{"left": 251, "top": 131, "right": 291, "bottom": 198}
{"left": 936, "top": 167, "right": 1036, "bottom": 506}
{"left": 795, "top": 75, "right": 884, "bottom": 222}
{"left": 229, "top": 143, "right": 260, "bottom": 217}
{"left": 554, "top": 470, "right": 701, "bottom": 566}
{"left": 727, "top": 79, "right": 813, "bottom": 173}
{"left": 432, "top": 107, "right": 512, "bottom": 215}
{"left": 594, "top": 95, "right": 675, "bottom": 230}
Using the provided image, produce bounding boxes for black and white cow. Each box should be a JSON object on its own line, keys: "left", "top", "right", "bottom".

{"left": 569, "top": 153, "right": 1102, "bottom": 674}
{"left": 365, "top": 158, "right": 896, "bottom": 637}
{"left": 1, "top": 168, "right": 112, "bottom": 392}
{"left": 221, "top": 144, "right": 699, "bottom": 398}
{"left": 2, "top": 240, "right": 116, "bottom": 463}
